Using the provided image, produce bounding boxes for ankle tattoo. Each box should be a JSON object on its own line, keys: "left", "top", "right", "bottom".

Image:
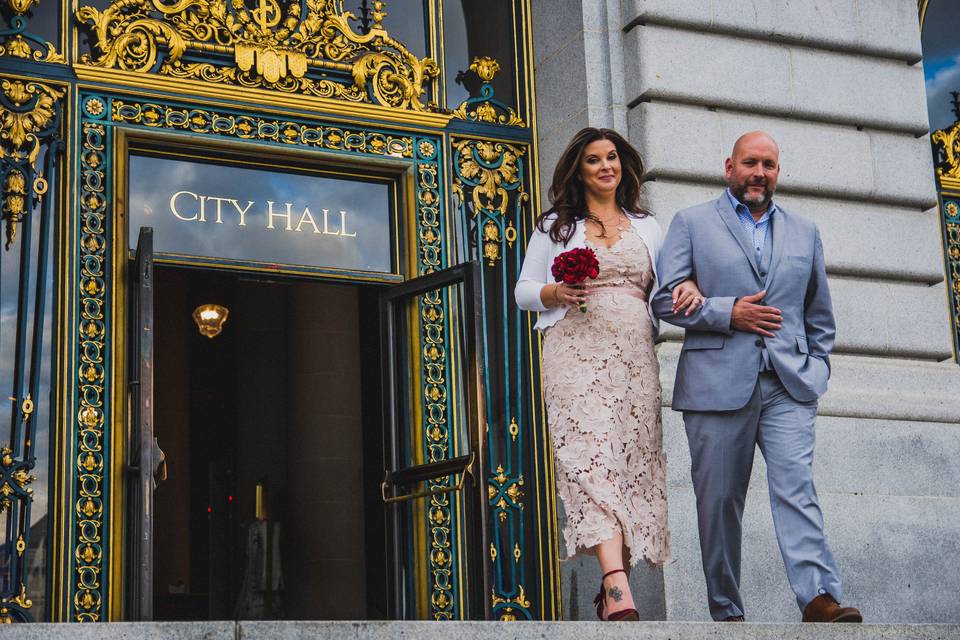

{"left": 608, "top": 586, "right": 623, "bottom": 602}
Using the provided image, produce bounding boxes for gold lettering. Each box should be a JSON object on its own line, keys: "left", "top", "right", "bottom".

{"left": 230, "top": 199, "right": 253, "bottom": 227}
{"left": 266, "top": 201, "right": 293, "bottom": 231}
{"left": 322, "top": 208, "right": 338, "bottom": 235}
{"left": 295, "top": 207, "right": 321, "bottom": 234}
{"left": 206, "top": 196, "right": 230, "bottom": 224}
{"left": 198, "top": 195, "right": 207, "bottom": 223}
{"left": 170, "top": 190, "right": 199, "bottom": 222}
{"left": 339, "top": 210, "right": 357, "bottom": 238}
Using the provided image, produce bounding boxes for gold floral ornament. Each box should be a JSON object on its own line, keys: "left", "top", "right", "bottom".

{"left": 451, "top": 56, "right": 524, "bottom": 127}
{"left": 0, "top": 80, "right": 63, "bottom": 248}
{"left": 76, "top": 0, "right": 440, "bottom": 111}
{"left": 454, "top": 140, "right": 523, "bottom": 216}
{"left": 452, "top": 139, "right": 527, "bottom": 265}
{"left": 932, "top": 91, "right": 960, "bottom": 190}
{"left": 491, "top": 584, "right": 531, "bottom": 620}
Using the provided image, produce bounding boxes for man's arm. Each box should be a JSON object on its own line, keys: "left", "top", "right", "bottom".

{"left": 803, "top": 227, "right": 835, "bottom": 371}
{"left": 652, "top": 212, "right": 737, "bottom": 334}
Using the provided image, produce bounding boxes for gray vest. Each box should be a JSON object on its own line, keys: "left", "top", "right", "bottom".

{"left": 749, "top": 217, "right": 774, "bottom": 370}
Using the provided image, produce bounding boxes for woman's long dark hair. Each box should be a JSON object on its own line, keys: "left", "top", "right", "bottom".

{"left": 537, "top": 127, "right": 650, "bottom": 245}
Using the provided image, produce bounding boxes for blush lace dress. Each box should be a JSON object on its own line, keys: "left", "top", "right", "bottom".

{"left": 541, "top": 228, "right": 671, "bottom": 567}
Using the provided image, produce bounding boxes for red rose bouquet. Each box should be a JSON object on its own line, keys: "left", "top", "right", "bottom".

{"left": 551, "top": 247, "right": 600, "bottom": 312}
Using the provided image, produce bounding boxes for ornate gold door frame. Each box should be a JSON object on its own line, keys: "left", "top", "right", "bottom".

{"left": 48, "top": 88, "right": 454, "bottom": 620}
{"left": 2, "top": 0, "right": 562, "bottom": 623}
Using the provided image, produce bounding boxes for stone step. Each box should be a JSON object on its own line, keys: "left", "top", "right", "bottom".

{"left": 6, "top": 621, "right": 960, "bottom": 640}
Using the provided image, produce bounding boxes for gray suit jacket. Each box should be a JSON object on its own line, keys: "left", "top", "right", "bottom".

{"left": 652, "top": 195, "right": 835, "bottom": 412}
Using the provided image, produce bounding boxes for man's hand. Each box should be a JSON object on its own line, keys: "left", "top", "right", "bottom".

{"left": 731, "top": 290, "right": 782, "bottom": 337}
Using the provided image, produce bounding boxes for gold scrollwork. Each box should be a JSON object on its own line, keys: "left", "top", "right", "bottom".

{"left": 0, "top": 447, "right": 36, "bottom": 514}
{"left": 932, "top": 95, "right": 960, "bottom": 193}
{"left": 491, "top": 584, "right": 531, "bottom": 621}
{"left": 454, "top": 141, "right": 522, "bottom": 216}
{"left": 0, "top": 583, "right": 33, "bottom": 619}
{"left": 0, "top": 80, "right": 64, "bottom": 248}
{"left": 452, "top": 138, "right": 527, "bottom": 265}
{"left": 933, "top": 122, "right": 960, "bottom": 182}
{"left": 489, "top": 464, "right": 524, "bottom": 523}
{"left": 76, "top": 0, "right": 439, "bottom": 111}
{"left": 451, "top": 57, "right": 524, "bottom": 127}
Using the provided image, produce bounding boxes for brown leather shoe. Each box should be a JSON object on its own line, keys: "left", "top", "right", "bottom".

{"left": 722, "top": 615, "right": 745, "bottom": 622}
{"left": 802, "top": 594, "right": 863, "bottom": 623}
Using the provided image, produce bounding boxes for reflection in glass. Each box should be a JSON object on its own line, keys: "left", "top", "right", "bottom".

{"left": 343, "top": 0, "right": 428, "bottom": 59}
{"left": 128, "top": 153, "right": 397, "bottom": 276}
{"left": 442, "top": 0, "right": 516, "bottom": 111}
{"left": 0, "top": 0, "right": 60, "bottom": 54}
{"left": 922, "top": 1, "right": 960, "bottom": 132}
{"left": 0, "top": 145, "right": 54, "bottom": 621}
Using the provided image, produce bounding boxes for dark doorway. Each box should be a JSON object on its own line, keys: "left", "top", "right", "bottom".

{"left": 148, "top": 266, "right": 387, "bottom": 620}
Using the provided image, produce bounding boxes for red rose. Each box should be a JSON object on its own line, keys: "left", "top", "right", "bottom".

{"left": 551, "top": 248, "right": 600, "bottom": 312}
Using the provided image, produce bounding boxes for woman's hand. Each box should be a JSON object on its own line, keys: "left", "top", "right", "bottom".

{"left": 541, "top": 283, "right": 587, "bottom": 308}
{"left": 672, "top": 279, "right": 704, "bottom": 316}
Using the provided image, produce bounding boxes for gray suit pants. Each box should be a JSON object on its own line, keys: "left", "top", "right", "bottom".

{"left": 683, "top": 371, "right": 843, "bottom": 620}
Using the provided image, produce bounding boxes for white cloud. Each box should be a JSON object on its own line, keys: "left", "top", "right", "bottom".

{"left": 925, "top": 54, "right": 960, "bottom": 132}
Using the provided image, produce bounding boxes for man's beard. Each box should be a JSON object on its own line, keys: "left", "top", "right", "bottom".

{"left": 730, "top": 180, "right": 773, "bottom": 209}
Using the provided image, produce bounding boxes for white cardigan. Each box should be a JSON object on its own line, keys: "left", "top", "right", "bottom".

{"left": 515, "top": 212, "right": 663, "bottom": 332}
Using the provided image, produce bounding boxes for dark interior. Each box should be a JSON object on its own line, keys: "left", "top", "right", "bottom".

{"left": 149, "top": 265, "right": 387, "bottom": 620}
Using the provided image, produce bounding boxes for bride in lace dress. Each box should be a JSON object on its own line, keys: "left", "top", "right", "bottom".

{"left": 515, "top": 128, "right": 703, "bottom": 621}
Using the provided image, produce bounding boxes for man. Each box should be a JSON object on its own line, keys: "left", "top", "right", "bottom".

{"left": 652, "top": 131, "right": 862, "bottom": 623}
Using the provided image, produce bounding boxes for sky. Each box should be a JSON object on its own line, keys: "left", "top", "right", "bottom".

{"left": 922, "top": 3, "right": 960, "bottom": 132}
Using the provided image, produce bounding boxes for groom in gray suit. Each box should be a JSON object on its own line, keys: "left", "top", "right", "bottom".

{"left": 652, "top": 132, "right": 862, "bottom": 623}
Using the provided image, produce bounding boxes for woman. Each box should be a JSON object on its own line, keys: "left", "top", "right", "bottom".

{"left": 515, "top": 128, "right": 701, "bottom": 621}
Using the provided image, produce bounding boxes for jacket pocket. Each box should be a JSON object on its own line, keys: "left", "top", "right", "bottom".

{"left": 682, "top": 333, "right": 725, "bottom": 350}
{"left": 796, "top": 336, "right": 809, "bottom": 354}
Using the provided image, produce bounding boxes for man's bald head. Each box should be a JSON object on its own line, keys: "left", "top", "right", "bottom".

{"left": 730, "top": 131, "right": 780, "bottom": 161}
{"left": 725, "top": 131, "right": 781, "bottom": 216}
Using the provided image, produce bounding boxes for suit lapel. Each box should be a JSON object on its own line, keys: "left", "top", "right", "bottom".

{"left": 715, "top": 196, "right": 761, "bottom": 279}
{"left": 764, "top": 206, "right": 785, "bottom": 289}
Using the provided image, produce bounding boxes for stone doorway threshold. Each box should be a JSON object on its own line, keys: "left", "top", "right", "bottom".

{"left": 3, "top": 621, "right": 958, "bottom": 640}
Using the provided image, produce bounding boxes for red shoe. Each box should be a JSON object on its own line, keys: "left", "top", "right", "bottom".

{"left": 592, "top": 569, "right": 640, "bottom": 621}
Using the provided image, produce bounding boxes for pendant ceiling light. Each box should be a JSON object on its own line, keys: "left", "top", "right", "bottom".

{"left": 192, "top": 303, "right": 229, "bottom": 338}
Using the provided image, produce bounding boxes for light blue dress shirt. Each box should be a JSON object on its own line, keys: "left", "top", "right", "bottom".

{"left": 725, "top": 189, "right": 777, "bottom": 371}
{"left": 725, "top": 188, "right": 775, "bottom": 256}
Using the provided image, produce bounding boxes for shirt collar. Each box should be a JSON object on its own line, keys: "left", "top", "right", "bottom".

{"left": 726, "top": 188, "right": 776, "bottom": 224}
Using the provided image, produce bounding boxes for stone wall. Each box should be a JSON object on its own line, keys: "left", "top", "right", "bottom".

{"left": 531, "top": 0, "right": 960, "bottom": 622}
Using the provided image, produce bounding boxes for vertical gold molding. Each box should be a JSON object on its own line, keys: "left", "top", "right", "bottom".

{"left": 518, "top": 0, "right": 560, "bottom": 619}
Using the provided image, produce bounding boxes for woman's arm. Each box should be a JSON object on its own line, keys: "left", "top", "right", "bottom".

{"left": 515, "top": 227, "right": 552, "bottom": 312}
{"left": 515, "top": 225, "right": 585, "bottom": 311}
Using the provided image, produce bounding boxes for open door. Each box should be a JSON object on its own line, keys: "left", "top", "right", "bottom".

{"left": 126, "top": 227, "right": 155, "bottom": 620}
{"left": 379, "top": 262, "right": 491, "bottom": 620}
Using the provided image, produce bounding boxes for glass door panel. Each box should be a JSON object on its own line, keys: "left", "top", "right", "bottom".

{"left": 126, "top": 227, "right": 155, "bottom": 620}
{"left": 379, "top": 262, "right": 490, "bottom": 620}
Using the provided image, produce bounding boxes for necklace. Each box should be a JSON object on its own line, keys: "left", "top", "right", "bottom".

{"left": 592, "top": 211, "right": 627, "bottom": 238}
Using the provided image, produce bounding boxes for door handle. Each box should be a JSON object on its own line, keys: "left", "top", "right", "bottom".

{"left": 381, "top": 451, "right": 475, "bottom": 504}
